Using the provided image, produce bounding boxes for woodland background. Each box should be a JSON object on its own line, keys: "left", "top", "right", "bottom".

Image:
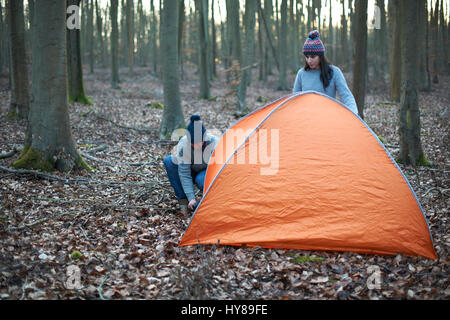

{"left": 0, "top": 0, "right": 448, "bottom": 300}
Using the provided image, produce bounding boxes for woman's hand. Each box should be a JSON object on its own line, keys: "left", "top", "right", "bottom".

{"left": 188, "top": 199, "right": 197, "bottom": 210}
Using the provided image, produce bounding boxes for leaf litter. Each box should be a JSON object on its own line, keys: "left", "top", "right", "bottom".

{"left": 0, "top": 66, "right": 448, "bottom": 300}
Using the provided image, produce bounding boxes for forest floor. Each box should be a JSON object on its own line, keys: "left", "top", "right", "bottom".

{"left": 0, "top": 65, "right": 448, "bottom": 300}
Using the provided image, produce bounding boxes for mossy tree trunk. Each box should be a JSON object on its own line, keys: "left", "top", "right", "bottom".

{"left": 14, "top": 0, "right": 91, "bottom": 172}
{"left": 7, "top": 0, "right": 29, "bottom": 119}
{"left": 67, "top": 0, "right": 93, "bottom": 104}
{"left": 158, "top": 0, "right": 185, "bottom": 140}
{"left": 398, "top": 0, "right": 427, "bottom": 166}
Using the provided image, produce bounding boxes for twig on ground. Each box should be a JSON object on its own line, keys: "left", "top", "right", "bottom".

{"left": 0, "top": 165, "right": 89, "bottom": 184}
{"left": 88, "top": 145, "right": 109, "bottom": 153}
{"left": 93, "top": 112, "right": 153, "bottom": 134}
{"left": 0, "top": 149, "right": 18, "bottom": 159}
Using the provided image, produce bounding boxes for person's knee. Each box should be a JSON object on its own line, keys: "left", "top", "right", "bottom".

{"left": 195, "top": 172, "right": 206, "bottom": 190}
{"left": 163, "top": 155, "right": 175, "bottom": 169}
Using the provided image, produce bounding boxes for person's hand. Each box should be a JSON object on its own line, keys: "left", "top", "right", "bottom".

{"left": 188, "top": 199, "right": 197, "bottom": 210}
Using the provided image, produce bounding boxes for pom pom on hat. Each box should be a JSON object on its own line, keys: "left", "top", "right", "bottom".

{"left": 308, "top": 30, "right": 320, "bottom": 40}
{"left": 190, "top": 114, "right": 201, "bottom": 122}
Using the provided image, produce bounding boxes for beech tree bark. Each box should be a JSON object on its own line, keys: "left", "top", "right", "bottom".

{"left": 67, "top": 0, "right": 93, "bottom": 104}
{"left": 352, "top": 0, "right": 368, "bottom": 118}
{"left": 110, "top": 0, "right": 120, "bottom": 88}
{"left": 158, "top": 0, "right": 185, "bottom": 139}
{"left": 7, "top": 0, "right": 29, "bottom": 119}
{"left": 237, "top": 0, "right": 256, "bottom": 112}
{"left": 398, "top": 0, "right": 427, "bottom": 166}
{"left": 14, "top": 0, "right": 90, "bottom": 172}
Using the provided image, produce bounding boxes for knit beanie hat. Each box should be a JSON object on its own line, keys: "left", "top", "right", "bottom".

{"left": 186, "top": 115, "right": 206, "bottom": 144}
{"left": 303, "top": 30, "right": 325, "bottom": 56}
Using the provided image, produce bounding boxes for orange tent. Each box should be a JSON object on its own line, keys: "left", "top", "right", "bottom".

{"left": 179, "top": 92, "right": 437, "bottom": 260}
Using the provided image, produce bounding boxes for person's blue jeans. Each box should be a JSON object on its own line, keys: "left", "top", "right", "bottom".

{"left": 163, "top": 155, "right": 206, "bottom": 200}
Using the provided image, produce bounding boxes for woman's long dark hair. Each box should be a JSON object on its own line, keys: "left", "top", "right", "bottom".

{"left": 304, "top": 55, "right": 333, "bottom": 89}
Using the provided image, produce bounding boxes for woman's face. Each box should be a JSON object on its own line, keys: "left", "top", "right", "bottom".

{"left": 305, "top": 55, "right": 320, "bottom": 69}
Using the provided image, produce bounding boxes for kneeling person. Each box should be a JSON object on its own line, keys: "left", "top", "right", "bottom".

{"left": 163, "top": 115, "right": 219, "bottom": 213}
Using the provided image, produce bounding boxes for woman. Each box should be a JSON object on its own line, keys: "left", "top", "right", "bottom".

{"left": 163, "top": 115, "right": 219, "bottom": 213}
{"left": 293, "top": 30, "right": 359, "bottom": 115}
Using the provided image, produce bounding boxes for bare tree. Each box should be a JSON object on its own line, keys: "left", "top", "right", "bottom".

{"left": 67, "top": 0, "right": 93, "bottom": 104}
{"left": 398, "top": 0, "right": 427, "bottom": 166}
{"left": 237, "top": 0, "right": 257, "bottom": 112}
{"left": 7, "top": 0, "right": 29, "bottom": 119}
{"left": 14, "top": 0, "right": 90, "bottom": 172}
{"left": 352, "top": 0, "right": 368, "bottom": 118}
{"left": 195, "top": 0, "right": 210, "bottom": 99}
{"left": 110, "top": 0, "right": 120, "bottom": 88}
{"left": 159, "top": 0, "right": 185, "bottom": 139}
{"left": 126, "top": 0, "right": 134, "bottom": 74}
{"left": 277, "top": 0, "right": 288, "bottom": 90}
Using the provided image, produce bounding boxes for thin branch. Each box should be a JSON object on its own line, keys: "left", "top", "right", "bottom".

{"left": 93, "top": 112, "right": 154, "bottom": 134}
{"left": 0, "top": 149, "right": 19, "bottom": 159}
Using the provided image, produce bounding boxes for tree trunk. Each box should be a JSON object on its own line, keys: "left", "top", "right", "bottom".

{"left": 110, "top": 0, "right": 120, "bottom": 88}
{"left": 211, "top": 0, "right": 217, "bottom": 78}
{"left": 67, "top": 0, "right": 93, "bottom": 104}
{"left": 0, "top": 1, "right": 4, "bottom": 74}
{"left": 439, "top": 0, "right": 448, "bottom": 76}
{"left": 431, "top": 0, "right": 439, "bottom": 83}
{"left": 150, "top": 0, "right": 158, "bottom": 74}
{"left": 277, "top": 0, "right": 288, "bottom": 90}
{"left": 340, "top": 0, "right": 348, "bottom": 71}
{"left": 86, "top": 0, "right": 94, "bottom": 73}
{"left": 126, "top": 0, "right": 134, "bottom": 75}
{"left": 95, "top": 0, "right": 106, "bottom": 68}
{"left": 398, "top": 0, "right": 427, "bottom": 166}
{"left": 328, "top": 0, "right": 333, "bottom": 64}
{"left": 196, "top": 0, "right": 210, "bottom": 99}
{"left": 374, "top": 0, "right": 386, "bottom": 85}
{"left": 291, "top": 0, "right": 300, "bottom": 72}
{"left": 439, "top": 0, "right": 450, "bottom": 74}
{"left": 13, "top": 0, "right": 90, "bottom": 172}
{"left": 424, "top": 0, "right": 432, "bottom": 91}
{"left": 352, "top": 0, "right": 367, "bottom": 119}
{"left": 7, "top": 0, "right": 29, "bottom": 119}
{"left": 226, "top": 0, "right": 242, "bottom": 94}
{"left": 119, "top": 0, "right": 126, "bottom": 66}
{"left": 178, "top": 0, "right": 185, "bottom": 79}
{"left": 390, "top": 0, "right": 401, "bottom": 101}
{"left": 237, "top": 0, "right": 256, "bottom": 112}
{"left": 417, "top": 0, "right": 427, "bottom": 89}
{"left": 257, "top": 0, "right": 265, "bottom": 80}
{"left": 259, "top": 0, "right": 279, "bottom": 73}
{"left": 264, "top": 0, "right": 274, "bottom": 75}
{"left": 159, "top": 0, "right": 184, "bottom": 140}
